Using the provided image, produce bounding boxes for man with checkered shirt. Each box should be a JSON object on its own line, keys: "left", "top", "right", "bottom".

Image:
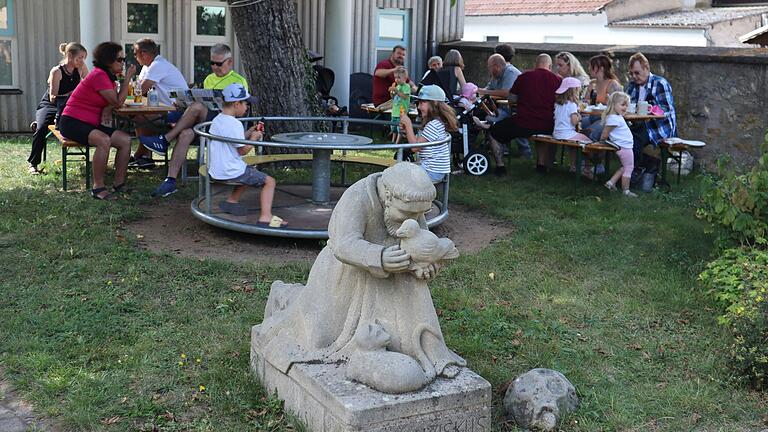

{"left": 624, "top": 52, "right": 677, "bottom": 162}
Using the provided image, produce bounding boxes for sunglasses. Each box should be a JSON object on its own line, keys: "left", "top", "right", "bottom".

{"left": 116, "top": 57, "right": 126, "bottom": 63}
{"left": 210, "top": 58, "right": 230, "bottom": 67}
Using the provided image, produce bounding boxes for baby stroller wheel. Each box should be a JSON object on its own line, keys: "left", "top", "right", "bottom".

{"left": 463, "top": 152, "right": 489, "bottom": 176}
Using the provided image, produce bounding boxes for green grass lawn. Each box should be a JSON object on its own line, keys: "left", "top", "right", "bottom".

{"left": 0, "top": 137, "right": 765, "bottom": 431}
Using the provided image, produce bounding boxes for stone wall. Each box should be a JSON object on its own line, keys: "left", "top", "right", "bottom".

{"left": 440, "top": 41, "right": 768, "bottom": 168}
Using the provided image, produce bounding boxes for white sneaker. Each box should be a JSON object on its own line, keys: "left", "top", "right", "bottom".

{"left": 623, "top": 189, "right": 638, "bottom": 197}
{"left": 604, "top": 181, "right": 617, "bottom": 191}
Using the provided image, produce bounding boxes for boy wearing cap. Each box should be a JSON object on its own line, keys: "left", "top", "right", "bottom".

{"left": 398, "top": 85, "right": 458, "bottom": 182}
{"left": 207, "top": 83, "right": 286, "bottom": 226}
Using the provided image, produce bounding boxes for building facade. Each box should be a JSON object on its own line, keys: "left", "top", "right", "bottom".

{"left": 0, "top": 0, "right": 464, "bottom": 132}
{"left": 463, "top": 0, "right": 768, "bottom": 48}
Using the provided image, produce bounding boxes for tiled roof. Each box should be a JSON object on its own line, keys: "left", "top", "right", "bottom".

{"left": 465, "top": 0, "right": 612, "bottom": 16}
{"left": 610, "top": 6, "right": 768, "bottom": 28}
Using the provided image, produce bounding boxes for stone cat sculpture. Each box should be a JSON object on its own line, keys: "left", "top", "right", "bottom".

{"left": 346, "top": 321, "right": 430, "bottom": 393}
{"left": 395, "top": 219, "right": 459, "bottom": 278}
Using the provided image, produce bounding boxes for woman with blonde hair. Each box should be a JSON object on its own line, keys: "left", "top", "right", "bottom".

{"left": 27, "top": 42, "right": 89, "bottom": 174}
{"left": 554, "top": 52, "right": 589, "bottom": 86}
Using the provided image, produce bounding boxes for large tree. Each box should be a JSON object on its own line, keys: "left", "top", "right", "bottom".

{"left": 228, "top": 0, "right": 320, "bottom": 134}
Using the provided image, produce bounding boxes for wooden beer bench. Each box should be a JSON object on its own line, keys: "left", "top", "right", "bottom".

{"left": 48, "top": 125, "right": 91, "bottom": 191}
{"left": 530, "top": 134, "right": 617, "bottom": 180}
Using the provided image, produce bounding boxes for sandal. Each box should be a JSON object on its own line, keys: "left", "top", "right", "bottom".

{"left": 91, "top": 187, "right": 116, "bottom": 201}
{"left": 257, "top": 215, "right": 288, "bottom": 228}
{"left": 112, "top": 183, "right": 131, "bottom": 194}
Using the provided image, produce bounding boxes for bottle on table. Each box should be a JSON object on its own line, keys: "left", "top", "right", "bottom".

{"left": 148, "top": 86, "right": 159, "bottom": 107}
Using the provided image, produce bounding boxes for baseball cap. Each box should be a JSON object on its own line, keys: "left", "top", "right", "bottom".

{"left": 414, "top": 85, "right": 447, "bottom": 102}
{"left": 555, "top": 77, "right": 582, "bottom": 95}
{"left": 222, "top": 83, "right": 250, "bottom": 102}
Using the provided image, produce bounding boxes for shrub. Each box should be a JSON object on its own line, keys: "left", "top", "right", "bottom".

{"left": 699, "top": 248, "right": 768, "bottom": 388}
{"left": 697, "top": 137, "right": 768, "bottom": 249}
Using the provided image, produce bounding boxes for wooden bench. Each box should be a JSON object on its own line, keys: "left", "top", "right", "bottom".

{"left": 659, "top": 138, "right": 706, "bottom": 185}
{"left": 530, "top": 134, "right": 617, "bottom": 180}
{"left": 48, "top": 125, "right": 91, "bottom": 191}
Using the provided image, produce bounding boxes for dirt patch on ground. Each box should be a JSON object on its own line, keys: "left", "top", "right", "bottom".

{"left": 127, "top": 199, "right": 513, "bottom": 264}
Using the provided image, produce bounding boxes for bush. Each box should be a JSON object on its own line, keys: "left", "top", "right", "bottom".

{"left": 699, "top": 248, "right": 768, "bottom": 388}
{"left": 697, "top": 138, "right": 768, "bottom": 248}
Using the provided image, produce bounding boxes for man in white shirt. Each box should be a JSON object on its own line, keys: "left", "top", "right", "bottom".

{"left": 130, "top": 38, "right": 189, "bottom": 167}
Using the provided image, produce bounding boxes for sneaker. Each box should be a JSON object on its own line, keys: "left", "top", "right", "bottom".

{"left": 139, "top": 134, "right": 169, "bottom": 155}
{"left": 128, "top": 155, "right": 155, "bottom": 169}
{"left": 28, "top": 164, "right": 41, "bottom": 175}
{"left": 623, "top": 189, "right": 638, "bottom": 198}
{"left": 150, "top": 180, "right": 177, "bottom": 198}
{"left": 604, "top": 181, "right": 617, "bottom": 191}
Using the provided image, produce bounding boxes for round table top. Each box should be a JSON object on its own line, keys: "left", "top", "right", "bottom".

{"left": 272, "top": 132, "right": 372, "bottom": 148}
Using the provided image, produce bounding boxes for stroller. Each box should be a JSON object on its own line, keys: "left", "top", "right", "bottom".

{"left": 448, "top": 95, "right": 495, "bottom": 176}
{"left": 309, "top": 50, "right": 348, "bottom": 118}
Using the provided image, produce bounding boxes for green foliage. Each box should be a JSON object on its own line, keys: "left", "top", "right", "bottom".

{"left": 699, "top": 248, "right": 768, "bottom": 388}
{"left": 697, "top": 136, "right": 768, "bottom": 248}
{"left": 127, "top": 3, "right": 159, "bottom": 34}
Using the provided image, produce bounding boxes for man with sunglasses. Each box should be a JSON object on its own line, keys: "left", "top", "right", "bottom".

{"left": 128, "top": 38, "right": 188, "bottom": 169}
{"left": 140, "top": 43, "right": 250, "bottom": 197}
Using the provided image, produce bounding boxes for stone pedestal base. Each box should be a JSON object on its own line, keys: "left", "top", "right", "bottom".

{"left": 251, "top": 336, "right": 492, "bottom": 432}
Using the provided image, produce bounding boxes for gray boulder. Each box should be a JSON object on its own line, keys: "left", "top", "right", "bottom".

{"left": 503, "top": 368, "right": 578, "bottom": 431}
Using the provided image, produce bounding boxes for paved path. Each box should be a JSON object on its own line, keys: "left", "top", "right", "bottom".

{"left": 0, "top": 374, "right": 53, "bottom": 432}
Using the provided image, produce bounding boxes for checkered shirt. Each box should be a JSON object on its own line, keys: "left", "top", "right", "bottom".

{"left": 624, "top": 73, "right": 677, "bottom": 146}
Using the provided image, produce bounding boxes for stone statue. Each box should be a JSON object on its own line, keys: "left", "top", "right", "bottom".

{"left": 252, "top": 162, "right": 466, "bottom": 394}
{"left": 396, "top": 218, "right": 459, "bottom": 279}
{"left": 503, "top": 368, "right": 579, "bottom": 431}
{"left": 345, "top": 320, "right": 428, "bottom": 393}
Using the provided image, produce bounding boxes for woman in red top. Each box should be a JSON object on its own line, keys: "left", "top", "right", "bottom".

{"left": 60, "top": 42, "right": 136, "bottom": 200}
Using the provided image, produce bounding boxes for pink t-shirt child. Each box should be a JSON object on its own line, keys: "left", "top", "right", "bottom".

{"left": 62, "top": 68, "right": 116, "bottom": 126}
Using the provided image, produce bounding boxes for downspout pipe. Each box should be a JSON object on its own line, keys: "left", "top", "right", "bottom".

{"left": 427, "top": 0, "right": 438, "bottom": 58}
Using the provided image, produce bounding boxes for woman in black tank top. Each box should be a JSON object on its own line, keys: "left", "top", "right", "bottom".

{"left": 28, "top": 42, "right": 88, "bottom": 174}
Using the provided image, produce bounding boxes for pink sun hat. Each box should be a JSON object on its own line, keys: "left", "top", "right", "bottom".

{"left": 555, "top": 77, "right": 582, "bottom": 94}
{"left": 461, "top": 82, "right": 479, "bottom": 99}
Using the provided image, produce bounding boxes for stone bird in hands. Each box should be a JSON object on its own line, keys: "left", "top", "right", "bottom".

{"left": 395, "top": 219, "right": 459, "bottom": 278}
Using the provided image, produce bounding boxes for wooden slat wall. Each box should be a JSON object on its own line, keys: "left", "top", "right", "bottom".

{"left": 0, "top": 0, "right": 80, "bottom": 131}
{"left": 294, "top": 0, "right": 325, "bottom": 56}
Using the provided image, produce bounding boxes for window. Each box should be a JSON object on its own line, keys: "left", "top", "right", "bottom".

{"left": 191, "top": 1, "right": 232, "bottom": 86}
{"left": 375, "top": 9, "right": 410, "bottom": 66}
{"left": 0, "top": 0, "right": 17, "bottom": 88}
{"left": 484, "top": 36, "right": 499, "bottom": 42}
{"left": 122, "top": 0, "right": 165, "bottom": 68}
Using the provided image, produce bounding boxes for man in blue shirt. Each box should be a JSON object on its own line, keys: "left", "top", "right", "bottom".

{"left": 624, "top": 52, "right": 677, "bottom": 161}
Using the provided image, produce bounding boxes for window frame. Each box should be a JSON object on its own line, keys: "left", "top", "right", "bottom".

{"left": 121, "top": 0, "right": 165, "bottom": 44}
{"left": 0, "top": 0, "right": 15, "bottom": 37}
{"left": 191, "top": 0, "right": 231, "bottom": 43}
{"left": 0, "top": 0, "right": 18, "bottom": 89}
{"left": 190, "top": 0, "right": 232, "bottom": 86}
{"left": 374, "top": 8, "right": 410, "bottom": 70}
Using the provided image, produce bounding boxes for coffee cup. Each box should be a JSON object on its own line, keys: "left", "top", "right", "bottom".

{"left": 638, "top": 101, "right": 649, "bottom": 115}
{"left": 628, "top": 103, "right": 637, "bottom": 113}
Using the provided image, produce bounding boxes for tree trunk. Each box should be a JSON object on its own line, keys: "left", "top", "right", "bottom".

{"left": 228, "top": 0, "right": 320, "bottom": 138}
